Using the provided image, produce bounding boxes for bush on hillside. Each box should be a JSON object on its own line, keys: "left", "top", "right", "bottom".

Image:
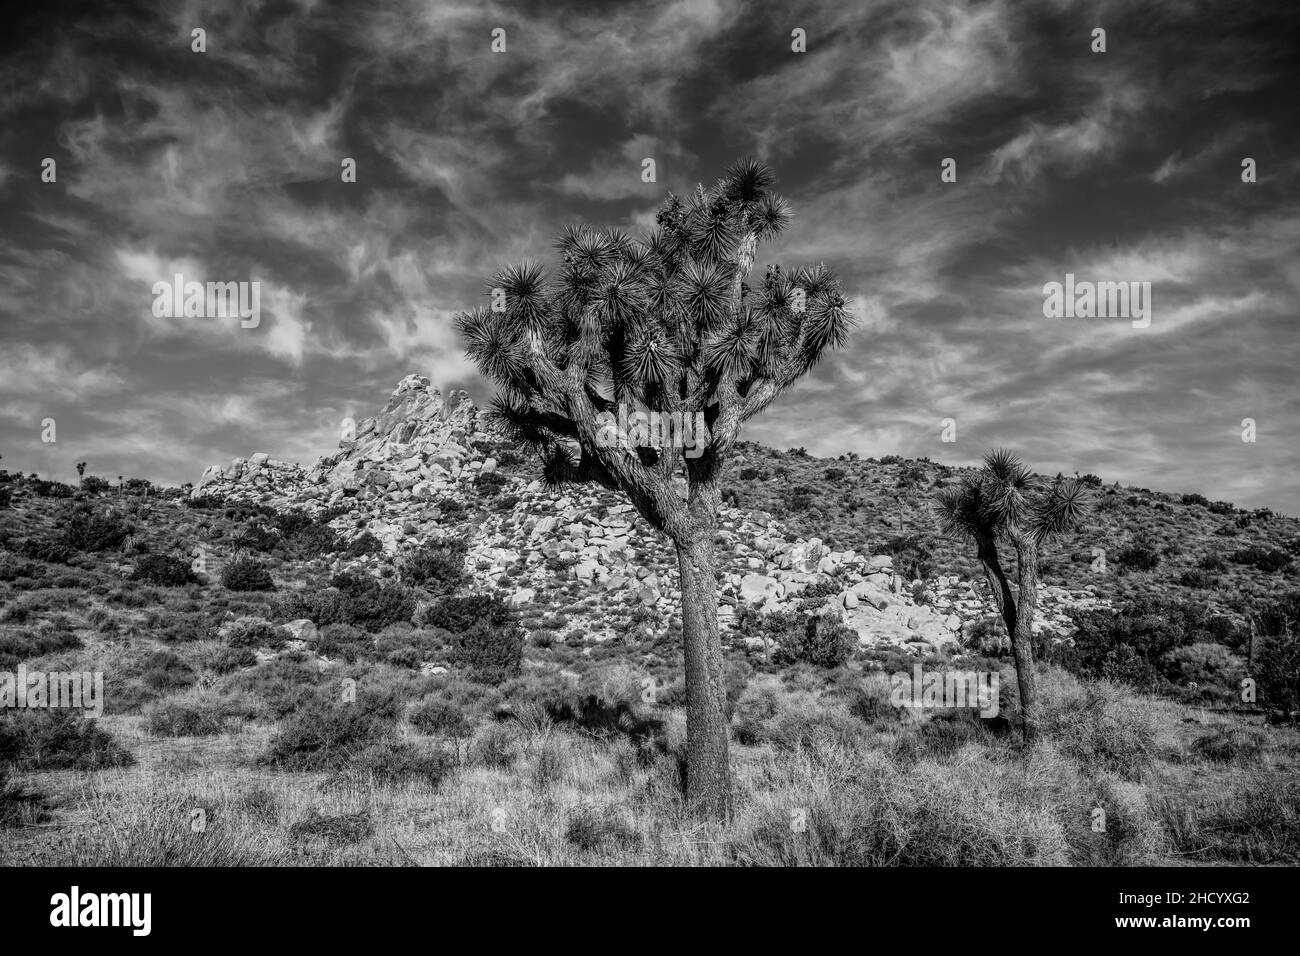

{"left": 130, "top": 553, "right": 196, "bottom": 587}
{"left": 1230, "top": 547, "right": 1292, "bottom": 574}
{"left": 0, "top": 710, "right": 134, "bottom": 771}
{"left": 418, "top": 593, "right": 512, "bottom": 634}
{"left": 1116, "top": 537, "right": 1161, "bottom": 572}
{"left": 277, "top": 573, "right": 415, "bottom": 632}
{"left": 400, "top": 538, "right": 468, "bottom": 592}
{"left": 0, "top": 627, "right": 82, "bottom": 670}
{"left": 221, "top": 556, "right": 275, "bottom": 592}
{"left": 345, "top": 531, "right": 383, "bottom": 557}
{"left": 316, "top": 623, "right": 374, "bottom": 663}
{"left": 258, "top": 689, "right": 401, "bottom": 771}
{"left": 17, "top": 537, "right": 76, "bottom": 564}
{"left": 144, "top": 690, "right": 261, "bottom": 737}
{"left": 449, "top": 620, "right": 525, "bottom": 685}
{"left": 1060, "top": 597, "right": 1242, "bottom": 690}
{"left": 61, "top": 503, "right": 132, "bottom": 551}
{"left": 222, "top": 616, "right": 288, "bottom": 649}
{"left": 1253, "top": 593, "right": 1300, "bottom": 720}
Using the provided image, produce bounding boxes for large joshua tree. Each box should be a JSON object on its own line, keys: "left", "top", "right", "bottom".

{"left": 933, "top": 450, "right": 1089, "bottom": 742}
{"left": 456, "top": 159, "right": 853, "bottom": 817}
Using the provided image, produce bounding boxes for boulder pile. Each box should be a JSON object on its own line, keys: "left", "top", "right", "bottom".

{"left": 194, "top": 374, "right": 1108, "bottom": 652}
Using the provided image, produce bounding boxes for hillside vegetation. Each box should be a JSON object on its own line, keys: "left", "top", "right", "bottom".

{"left": 1, "top": 413, "right": 1297, "bottom": 865}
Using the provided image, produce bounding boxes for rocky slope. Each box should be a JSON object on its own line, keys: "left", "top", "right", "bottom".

{"left": 194, "top": 374, "right": 1109, "bottom": 651}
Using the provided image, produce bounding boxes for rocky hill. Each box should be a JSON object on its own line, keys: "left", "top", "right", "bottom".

{"left": 193, "top": 374, "right": 1114, "bottom": 653}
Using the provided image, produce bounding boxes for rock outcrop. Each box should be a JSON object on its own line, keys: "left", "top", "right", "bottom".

{"left": 194, "top": 374, "right": 1108, "bottom": 652}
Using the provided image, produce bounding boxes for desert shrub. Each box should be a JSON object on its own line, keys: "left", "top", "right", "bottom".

{"left": 208, "top": 646, "right": 258, "bottom": 674}
{"left": 157, "top": 612, "right": 209, "bottom": 643}
{"left": 382, "top": 647, "right": 418, "bottom": 669}
{"left": 887, "top": 534, "right": 934, "bottom": 580}
{"left": 784, "top": 488, "right": 813, "bottom": 512}
{"left": 259, "top": 689, "right": 400, "bottom": 771}
{"left": 0, "top": 558, "right": 45, "bottom": 583}
{"left": 823, "top": 467, "right": 846, "bottom": 481}
{"left": 473, "top": 471, "right": 508, "bottom": 495}
{"left": 345, "top": 531, "right": 383, "bottom": 557}
{"left": 1254, "top": 632, "right": 1300, "bottom": 720}
{"left": 1244, "top": 593, "right": 1300, "bottom": 719}
{"left": 290, "top": 522, "right": 340, "bottom": 557}
{"left": 222, "top": 616, "right": 288, "bottom": 649}
{"left": 531, "top": 683, "right": 661, "bottom": 741}
{"left": 316, "top": 623, "right": 374, "bottom": 663}
{"left": 1062, "top": 597, "right": 1238, "bottom": 691}
{"left": 0, "top": 766, "right": 52, "bottom": 827}
{"left": 1181, "top": 493, "right": 1210, "bottom": 507}
{"left": 272, "top": 509, "right": 339, "bottom": 557}
{"left": 768, "top": 614, "right": 857, "bottom": 669}
{"left": 18, "top": 536, "right": 76, "bottom": 564}
{"left": 61, "top": 503, "right": 132, "bottom": 551}
{"left": 79, "top": 476, "right": 111, "bottom": 495}
{"left": 332, "top": 574, "right": 416, "bottom": 632}
{"left": 144, "top": 690, "right": 261, "bottom": 736}
{"left": 224, "top": 657, "right": 327, "bottom": 717}
{"left": 738, "top": 466, "right": 763, "bottom": 481}
{"left": 962, "top": 616, "right": 1009, "bottom": 657}
{"left": 0, "top": 627, "right": 82, "bottom": 669}
{"left": 400, "top": 538, "right": 468, "bottom": 592}
{"left": 565, "top": 804, "right": 642, "bottom": 853}
{"left": 419, "top": 593, "right": 512, "bottom": 634}
{"left": 288, "top": 809, "right": 374, "bottom": 845}
{"left": 1230, "top": 547, "right": 1292, "bottom": 574}
{"left": 0, "top": 710, "right": 134, "bottom": 770}
{"left": 221, "top": 556, "right": 275, "bottom": 591}
{"left": 374, "top": 625, "right": 446, "bottom": 660}
{"left": 409, "top": 697, "right": 474, "bottom": 737}
{"left": 450, "top": 619, "right": 525, "bottom": 685}
{"left": 277, "top": 574, "right": 417, "bottom": 633}
{"left": 350, "top": 740, "right": 457, "bottom": 785}
{"left": 1116, "top": 537, "right": 1160, "bottom": 572}
{"left": 0, "top": 486, "right": 11, "bottom": 510}
{"left": 138, "top": 650, "right": 196, "bottom": 692}
{"left": 1177, "top": 568, "right": 1217, "bottom": 589}
{"left": 1162, "top": 642, "right": 1246, "bottom": 701}
{"left": 846, "top": 673, "right": 900, "bottom": 725}
{"left": 130, "top": 553, "right": 196, "bottom": 586}
{"left": 1038, "top": 677, "right": 1159, "bottom": 778}
{"left": 731, "top": 683, "right": 866, "bottom": 751}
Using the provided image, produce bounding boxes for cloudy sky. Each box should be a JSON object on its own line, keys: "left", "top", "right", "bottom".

{"left": 1, "top": 0, "right": 1297, "bottom": 512}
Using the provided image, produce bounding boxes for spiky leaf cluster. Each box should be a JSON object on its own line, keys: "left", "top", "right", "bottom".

{"left": 935, "top": 449, "right": 1091, "bottom": 547}
{"left": 456, "top": 159, "right": 854, "bottom": 495}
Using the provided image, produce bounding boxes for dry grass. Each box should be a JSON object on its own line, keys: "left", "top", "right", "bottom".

{"left": 4, "top": 665, "right": 1294, "bottom": 867}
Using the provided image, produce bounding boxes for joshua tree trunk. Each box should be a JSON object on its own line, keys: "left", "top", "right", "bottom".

{"left": 978, "top": 534, "right": 1040, "bottom": 742}
{"left": 1012, "top": 539, "right": 1040, "bottom": 742}
{"left": 673, "top": 481, "right": 732, "bottom": 818}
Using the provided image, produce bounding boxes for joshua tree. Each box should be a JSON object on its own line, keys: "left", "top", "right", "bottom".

{"left": 76, "top": 461, "right": 86, "bottom": 478}
{"left": 456, "top": 159, "right": 854, "bottom": 817}
{"left": 933, "top": 449, "right": 1089, "bottom": 742}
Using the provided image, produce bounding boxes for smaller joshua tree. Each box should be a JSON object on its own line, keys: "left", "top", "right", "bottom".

{"left": 933, "top": 449, "right": 1090, "bottom": 741}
